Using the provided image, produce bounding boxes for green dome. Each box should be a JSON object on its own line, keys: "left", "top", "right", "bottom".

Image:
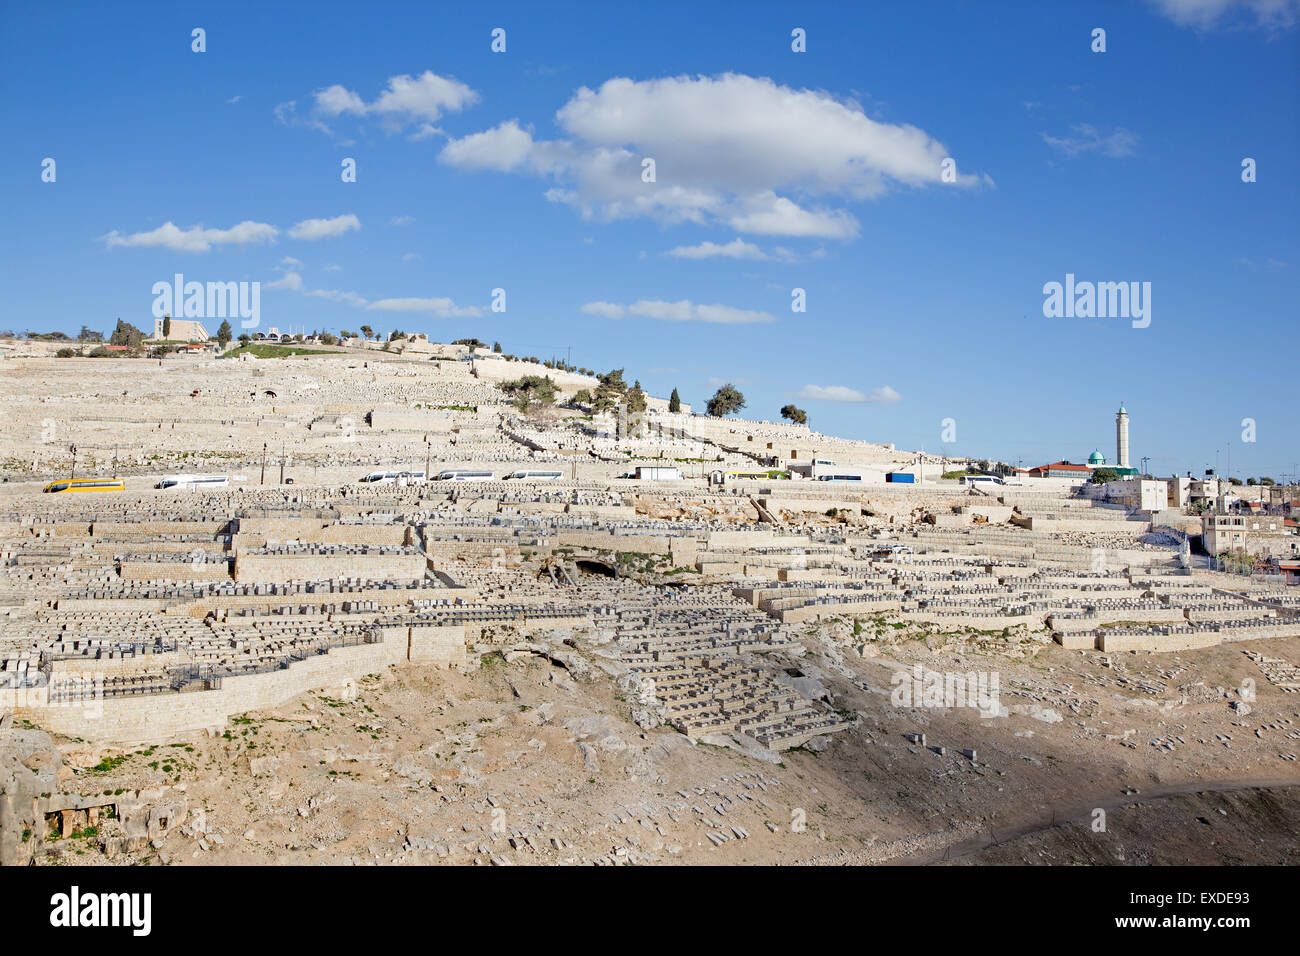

{"left": 1088, "top": 449, "right": 1106, "bottom": 465}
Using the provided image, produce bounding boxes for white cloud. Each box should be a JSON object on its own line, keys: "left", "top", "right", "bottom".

{"left": 311, "top": 71, "right": 478, "bottom": 130}
{"left": 1041, "top": 124, "right": 1138, "bottom": 158}
{"left": 226, "top": 95, "right": 242, "bottom": 104}
{"left": 440, "top": 73, "right": 982, "bottom": 239}
{"left": 797, "top": 385, "right": 865, "bottom": 402}
{"left": 1237, "top": 256, "right": 1289, "bottom": 271}
{"left": 797, "top": 384, "right": 901, "bottom": 403}
{"left": 314, "top": 85, "right": 365, "bottom": 116}
{"left": 440, "top": 120, "right": 539, "bottom": 171}
{"left": 556, "top": 74, "right": 966, "bottom": 193}
{"left": 278, "top": 256, "right": 303, "bottom": 269}
{"left": 627, "top": 299, "right": 694, "bottom": 321}
{"left": 307, "top": 288, "right": 368, "bottom": 308}
{"left": 666, "top": 237, "right": 767, "bottom": 260}
{"left": 288, "top": 214, "right": 361, "bottom": 240}
{"left": 1150, "top": 0, "right": 1299, "bottom": 29}
{"left": 273, "top": 100, "right": 332, "bottom": 135}
{"left": 389, "top": 216, "right": 415, "bottom": 226}
{"left": 407, "top": 123, "right": 442, "bottom": 142}
{"left": 580, "top": 301, "right": 626, "bottom": 318}
{"left": 271, "top": 276, "right": 478, "bottom": 317}
{"left": 266, "top": 271, "right": 303, "bottom": 291}
{"left": 582, "top": 298, "right": 774, "bottom": 324}
{"left": 401, "top": 252, "right": 421, "bottom": 262}
{"left": 725, "top": 192, "right": 860, "bottom": 239}
{"left": 866, "top": 385, "right": 902, "bottom": 404}
{"left": 101, "top": 220, "right": 278, "bottom": 253}
{"left": 366, "top": 297, "right": 483, "bottom": 317}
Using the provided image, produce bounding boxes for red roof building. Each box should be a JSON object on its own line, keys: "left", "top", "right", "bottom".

{"left": 1025, "top": 461, "right": 1093, "bottom": 479}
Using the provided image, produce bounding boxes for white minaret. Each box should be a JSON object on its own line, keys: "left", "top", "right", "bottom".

{"left": 1115, "top": 404, "right": 1130, "bottom": 470}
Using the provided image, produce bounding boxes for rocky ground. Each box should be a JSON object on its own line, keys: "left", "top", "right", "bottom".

{"left": 35, "top": 623, "right": 1300, "bottom": 866}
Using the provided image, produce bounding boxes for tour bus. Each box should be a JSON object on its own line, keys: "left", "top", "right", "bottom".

{"left": 358, "top": 470, "right": 426, "bottom": 485}
{"left": 503, "top": 470, "right": 563, "bottom": 481}
{"left": 155, "top": 474, "right": 229, "bottom": 491}
{"left": 632, "top": 466, "right": 682, "bottom": 481}
{"left": 43, "top": 478, "right": 126, "bottom": 494}
{"left": 959, "top": 474, "right": 1004, "bottom": 487}
{"left": 434, "top": 469, "right": 494, "bottom": 482}
{"left": 816, "top": 473, "right": 863, "bottom": 482}
{"left": 724, "top": 469, "right": 789, "bottom": 481}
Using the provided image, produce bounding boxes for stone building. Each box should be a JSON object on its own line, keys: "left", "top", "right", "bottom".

{"left": 152, "top": 316, "right": 210, "bottom": 342}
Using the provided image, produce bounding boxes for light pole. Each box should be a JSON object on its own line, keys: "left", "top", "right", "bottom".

{"left": 260, "top": 443, "right": 267, "bottom": 485}
{"left": 279, "top": 441, "right": 285, "bottom": 485}
{"left": 425, "top": 434, "right": 431, "bottom": 481}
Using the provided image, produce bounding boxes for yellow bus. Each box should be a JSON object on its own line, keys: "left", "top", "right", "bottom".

{"left": 724, "top": 469, "right": 788, "bottom": 481}
{"left": 42, "top": 478, "right": 126, "bottom": 494}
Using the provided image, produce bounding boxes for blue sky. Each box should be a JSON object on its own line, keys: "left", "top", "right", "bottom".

{"left": 3, "top": 0, "right": 1297, "bottom": 479}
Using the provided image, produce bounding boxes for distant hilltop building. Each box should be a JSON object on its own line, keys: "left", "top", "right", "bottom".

{"left": 153, "top": 315, "right": 209, "bottom": 342}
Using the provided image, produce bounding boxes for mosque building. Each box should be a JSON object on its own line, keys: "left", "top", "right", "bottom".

{"left": 1025, "top": 405, "right": 1140, "bottom": 478}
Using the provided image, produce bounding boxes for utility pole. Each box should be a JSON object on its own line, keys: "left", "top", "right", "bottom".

{"left": 113, "top": 444, "right": 119, "bottom": 476}
{"left": 69, "top": 444, "right": 77, "bottom": 480}
{"left": 260, "top": 443, "right": 267, "bottom": 485}
{"left": 425, "top": 434, "right": 431, "bottom": 480}
{"left": 279, "top": 441, "right": 285, "bottom": 485}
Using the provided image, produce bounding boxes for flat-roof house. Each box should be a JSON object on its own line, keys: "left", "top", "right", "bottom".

{"left": 1025, "top": 461, "right": 1092, "bottom": 479}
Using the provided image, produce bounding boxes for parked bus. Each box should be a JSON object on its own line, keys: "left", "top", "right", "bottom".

{"left": 816, "top": 474, "right": 862, "bottom": 482}
{"left": 435, "top": 469, "right": 494, "bottom": 482}
{"left": 504, "top": 470, "right": 563, "bottom": 481}
{"left": 724, "top": 469, "right": 788, "bottom": 481}
{"left": 43, "top": 478, "right": 125, "bottom": 494}
{"left": 155, "top": 474, "right": 229, "bottom": 490}
{"left": 358, "top": 470, "right": 426, "bottom": 485}
{"left": 633, "top": 466, "right": 682, "bottom": 481}
{"left": 959, "top": 474, "right": 1004, "bottom": 487}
